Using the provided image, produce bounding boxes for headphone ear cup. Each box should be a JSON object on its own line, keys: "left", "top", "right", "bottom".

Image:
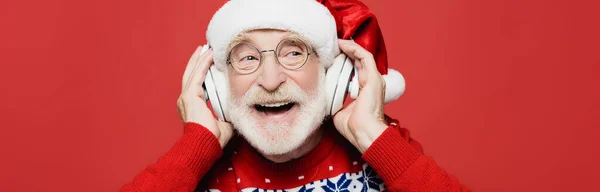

{"left": 325, "top": 54, "right": 354, "bottom": 116}
{"left": 203, "top": 65, "right": 229, "bottom": 121}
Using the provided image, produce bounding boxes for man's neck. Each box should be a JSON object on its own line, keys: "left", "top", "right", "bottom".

{"left": 262, "top": 128, "right": 324, "bottom": 163}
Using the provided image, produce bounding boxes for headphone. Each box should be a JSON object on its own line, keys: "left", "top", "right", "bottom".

{"left": 200, "top": 45, "right": 405, "bottom": 121}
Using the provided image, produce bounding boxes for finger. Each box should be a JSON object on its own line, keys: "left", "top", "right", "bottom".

{"left": 184, "top": 46, "right": 212, "bottom": 91}
{"left": 338, "top": 39, "right": 378, "bottom": 73}
{"left": 182, "top": 46, "right": 204, "bottom": 91}
{"left": 354, "top": 60, "right": 370, "bottom": 88}
{"left": 333, "top": 101, "right": 355, "bottom": 135}
{"left": 218, "top": 121, "right": 233, "bottom": 137}
{"left": 185, "top": 48, "right": 214, "bottom": 94}
{"left": 339, "top": 40, "right": 386, "bottom": 90}
{"left": 341, "top": 100, "right": 356, "bottom": 113}
{"left": 184, "top": 46, "right": 211, "bottom": 90}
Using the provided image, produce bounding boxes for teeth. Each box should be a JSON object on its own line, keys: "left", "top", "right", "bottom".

{"left": 260, "top": 102, "right": 290, "bottom": 108}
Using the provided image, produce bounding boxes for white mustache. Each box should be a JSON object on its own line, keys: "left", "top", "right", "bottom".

{"left": 240, "top": 82, "right": 312, "bottom": 106}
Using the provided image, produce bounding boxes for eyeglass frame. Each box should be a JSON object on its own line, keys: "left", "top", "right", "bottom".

{"left": 226, "top": 37, "right": 316, "bottom": 75}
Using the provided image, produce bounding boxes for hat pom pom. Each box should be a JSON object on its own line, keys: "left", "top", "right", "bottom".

{"left": 348, "top": 68, "right": 405, "bottom": 104}
{"left": 382, "top": 68, "right": 405, "bottom": 103}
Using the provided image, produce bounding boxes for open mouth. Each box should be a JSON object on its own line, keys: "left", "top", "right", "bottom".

{"left": 254, "top": 102, "right": 297, "bottom": 116}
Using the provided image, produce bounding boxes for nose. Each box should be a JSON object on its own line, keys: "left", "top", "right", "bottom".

{"left": 256, "top": 52, "right": 286, "bottom": 92}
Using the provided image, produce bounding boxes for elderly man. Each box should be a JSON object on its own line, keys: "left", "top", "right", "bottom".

{"left": 122, "top": 0, "right": 468, "bottom": 191}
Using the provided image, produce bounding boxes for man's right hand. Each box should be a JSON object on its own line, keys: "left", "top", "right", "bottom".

{"left": 177, "top": 46, "right": 233, "bottom": 148}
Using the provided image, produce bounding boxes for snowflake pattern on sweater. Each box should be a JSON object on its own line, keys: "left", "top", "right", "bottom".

{"left": 202, "top": 164, "right": 385, "bottom": 192}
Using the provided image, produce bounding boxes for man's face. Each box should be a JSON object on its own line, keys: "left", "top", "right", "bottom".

{"left": 225, "top": 29, "right": 328, "bottom": 155}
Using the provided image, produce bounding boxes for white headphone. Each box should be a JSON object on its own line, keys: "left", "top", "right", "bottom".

{"left": 200, "top": 45, "right": 406, "bottom": 121}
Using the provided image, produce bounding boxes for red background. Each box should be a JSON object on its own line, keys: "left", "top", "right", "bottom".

{"left": 1, "top": 0, "right": 598, "bottom": 191}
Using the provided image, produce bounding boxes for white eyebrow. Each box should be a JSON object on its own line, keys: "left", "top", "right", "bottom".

{"left": 227, "top": 32, "right": 252, "bottom": 51}
{"left": 226, "top": 31, "right": 314, "bottom": 53}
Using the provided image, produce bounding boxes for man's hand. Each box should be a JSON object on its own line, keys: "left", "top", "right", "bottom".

{"left": 333, "top": 39, "right": 389, "bottom": 154}
{"left": 177, "top": 46, "right": 233, "bottom": 148}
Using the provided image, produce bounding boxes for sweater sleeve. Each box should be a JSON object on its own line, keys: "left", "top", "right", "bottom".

{"left": 121, "top": 123, "right": 223, "bottom": 192}
{"left": 362, "top": 119, "right": 470, "bottom": 192}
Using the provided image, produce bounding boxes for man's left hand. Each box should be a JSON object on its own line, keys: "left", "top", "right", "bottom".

{"left": 333, "top": 39, "right": 389, "bottom": 154}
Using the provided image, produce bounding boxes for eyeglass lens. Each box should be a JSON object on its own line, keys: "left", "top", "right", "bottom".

{"left": 228, "top": 38, "right": 309, "bottom": 74}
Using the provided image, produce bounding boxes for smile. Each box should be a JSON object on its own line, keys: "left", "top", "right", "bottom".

{"left": 253, "top": 102, "right": 298, "bottom": 120}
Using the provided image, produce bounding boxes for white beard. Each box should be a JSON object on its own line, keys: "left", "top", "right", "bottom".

{"left": 226, "top": 71, "right": 328, "bottom": 155}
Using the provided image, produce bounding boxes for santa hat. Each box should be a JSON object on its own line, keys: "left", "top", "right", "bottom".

{"left": 206, "top": 0, "right": 405, "bottom": 102}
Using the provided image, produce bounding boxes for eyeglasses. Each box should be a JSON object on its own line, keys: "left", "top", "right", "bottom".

{"left": 227, "top": 38, "right": 313, "bottom": 74}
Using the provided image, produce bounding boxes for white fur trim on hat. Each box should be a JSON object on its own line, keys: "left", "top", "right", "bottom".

{"left": 206, "top": 0, "right": 340, "bottom": 71}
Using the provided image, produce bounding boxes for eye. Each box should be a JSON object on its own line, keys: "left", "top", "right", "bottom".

{"left": 286, "top": 51, "right": 302, "bottom": 57}
{"left": 280, "top": 46, "right": 304, "bottom": 58}
{"left": 240, "top": 56, "right": 258, "bottom": 61}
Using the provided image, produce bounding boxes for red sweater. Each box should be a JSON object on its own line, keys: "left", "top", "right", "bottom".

{"left": 121, "top": 118, "right": 469, "bottom": 191}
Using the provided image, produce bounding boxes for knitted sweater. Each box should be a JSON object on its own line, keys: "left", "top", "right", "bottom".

{"left": 121, "top": 118, "right": 469, "bottom": 191}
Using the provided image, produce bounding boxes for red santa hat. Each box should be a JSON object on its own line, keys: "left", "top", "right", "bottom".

{"left": 206, "top": 0, "right": 405, "bottom": 102}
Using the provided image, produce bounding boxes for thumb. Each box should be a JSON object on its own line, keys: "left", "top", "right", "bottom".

{"left": 217, "top": 121, "right": 234, "bottom": 146}
{"left": 333, "top": 101, "right": 356, "bottom": 128}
